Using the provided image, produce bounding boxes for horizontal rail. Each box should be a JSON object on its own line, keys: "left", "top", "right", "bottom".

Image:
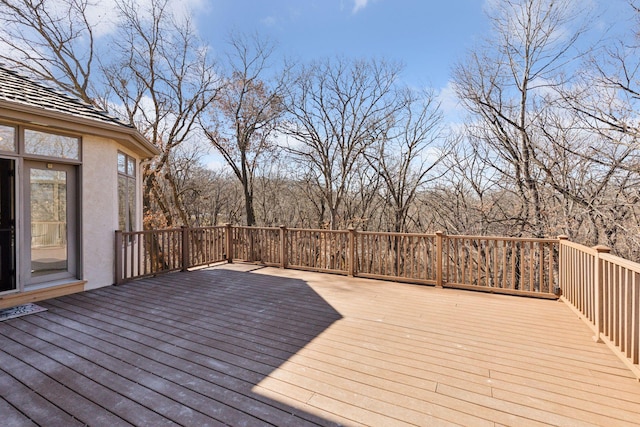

{"left": 439, "top": 234, "right": 558, "bottom": 244}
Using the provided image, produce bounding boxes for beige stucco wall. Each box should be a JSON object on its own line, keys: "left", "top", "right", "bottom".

{"left": 81, "top": 135, "right": 142, "bottom": 290}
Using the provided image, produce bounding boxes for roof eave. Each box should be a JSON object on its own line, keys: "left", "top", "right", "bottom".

{"left": 0, "top": 100, "right": 161, "bottom": 158}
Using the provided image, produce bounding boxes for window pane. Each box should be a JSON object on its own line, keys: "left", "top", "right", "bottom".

{"left": 25, "top": 129, "right": 79, "bottom": 160}
{"left": 0, "top": 125, "right": 16, "bottom": 152}
{"left": 128, "top": 178, "right": 136, "bottom": 231}
{"left": 118, "top": 175, "right": 127, "bottom": 230}
{"left": 118, "top": 152, "right": 126, "bottom": 174}
{"left": 127, "top": 157, "right": 135, "bottom": 176}
{"left": 30, "top": 169, "right": 68, "bottom": 276}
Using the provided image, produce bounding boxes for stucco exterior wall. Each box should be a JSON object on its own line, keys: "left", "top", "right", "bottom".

{"left": 81, "top": 135, "right": 142, "bottom": 290}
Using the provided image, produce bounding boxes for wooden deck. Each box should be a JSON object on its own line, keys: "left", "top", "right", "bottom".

{"left": 1, "top": 264, "right": 639, "bottom": 426}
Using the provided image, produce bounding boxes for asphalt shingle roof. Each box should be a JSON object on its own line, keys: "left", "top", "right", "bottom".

{"left": 0, "top": 65, "right": 133, "bottom": 129}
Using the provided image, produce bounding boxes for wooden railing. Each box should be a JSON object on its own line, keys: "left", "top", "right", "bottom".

{"left": 115, "top": 225, "right": 640, "bottom": 379}
{"left": 115, "top": 226, "right": 227, "bottom": 282}
{"left": 32, "top": 221, "right": 66, "bottom": 247}
{"left": 559, "top": 236, "right": 640, "bottom": 379}
{"left": 287, "top": 228, "right": 350, "bottom": 274}
{"left": 231, "top": 226, "right": 282, "bottom": 266}
{"left": 116, "top": 226, "right": 559, "bottom": 298}
{"left": 355, "top": 231, "right": 437, "bottom": 284}
{"left": 445, "top": 235, "right": 558, "bottom": 297}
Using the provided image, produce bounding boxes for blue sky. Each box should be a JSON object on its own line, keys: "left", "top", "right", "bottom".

{"left": 190, "top": 0, "right": 634, "bottom": 124}
{"left": 201, "top": 1, "right": 632, "bottom": 87}
{"left": 203, "top": 0, "right": 489, "bottom": 89}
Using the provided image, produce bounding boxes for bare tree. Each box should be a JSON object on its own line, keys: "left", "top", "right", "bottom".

{"left": 453, "top": 0, "right": 592, "bottom": 237}
{"left": 284, "top": 57, "right": 402, "bottom": 229}
{"left": 105, "top": 0, "right": 221, "bottom": 227}
{"left": 531, "top": 1, "right": 640, "bottom": 258}
{"left": 0, "top": 0, "right": 97, "bottom": 102}
{"left": 201, "top": 33, "right": 286, "bottom": 226}
{"left": 366, "top": 88, "right": 448, "bottom": 232}
{"left": 341, "top": 157, "right": 384, "bottom": 230}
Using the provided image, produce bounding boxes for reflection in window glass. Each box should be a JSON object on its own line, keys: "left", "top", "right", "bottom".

{"left": 128, "top": 178, "right": 136, "bottom": 230}
{"left": 0, "top": 125, "right": 16, "bottom": 152}
{"left": 127, "top": 157, "right": 135, "bottom": 176}
{"left": 117, "top": 152, "right": 126, "bottom": 174}
{"left": 118, "top": 175, "right": 127, "bottom": 230}
{"left": 118, "top": 152, "right": 136, "bottom": 232}
{"left": 25, "top": 129, "right": 79, "bottom": 159}
{"left": 30, "top": 169, "right": 68, "bottom": 276}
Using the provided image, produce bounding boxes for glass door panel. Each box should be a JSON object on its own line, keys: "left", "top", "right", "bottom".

{"left": 30, "top": 168, "right": 68, "bottom": 276}
{"left": 25, "top": 162, "right": 76, "bottom": 286}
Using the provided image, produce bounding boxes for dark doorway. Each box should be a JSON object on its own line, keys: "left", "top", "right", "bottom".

{"left": 0, "top": 158, "right": 15, "bottom": 292}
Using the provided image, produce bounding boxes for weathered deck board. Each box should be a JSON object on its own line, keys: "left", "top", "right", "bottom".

{"left": 1, "top": 264, "right": 639, "bottom": 426}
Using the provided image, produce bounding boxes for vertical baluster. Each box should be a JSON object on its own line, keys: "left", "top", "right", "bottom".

{"left": 140, "top": 232, "right": 145, "bottom": 276}
{"left": 485, "top": 239, "right": 490, "bottom": 287}
{"left": 632, "top": 271, "right": 639, "bottom": 364}
{"left": 538, "top": 241, "right": 544, "bottom": 293}
{"left": 528, "top": 241, "right": 533, "bottom": 292}
{"left": 152, "top": 231, "right": 157, "bottom": 274}
{"left": 470, "top": 239, "right": 474, "bottom": 285}
{"left": 453, "top": 238, "right": 458, "bottom": 284}
{"left": 476, "top": 239, "right": 481, "bottom": 287}
{"left": 407, "top": 235, "right": 412, "bottom": 279}
{"left": 518, "top": 241, "right": 524, "bottom": 291}
{"left": 547, "top": 242, "right": 559, "bottom": 293}
{"left": 501, "top": 240, "right": 507, "bottom": 289}
{"left": 122, "top": 232, "right": 129, "bottom": 280}
{"left": 146, "top": 232, "right": 150, "bottom": 274}
{"left": 623, "top": 268, "right": 631, "bottom": 356}
{"left": 461, "top": 239, "right": 466, "bottom": 285}
{"left": 616, "top": 264, "right": 622, "bottom": 346}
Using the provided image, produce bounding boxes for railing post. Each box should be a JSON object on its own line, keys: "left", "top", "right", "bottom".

{"left": 593, "top": 244, "right": 611, "bottom": 343}
{"left": 557, "top": 235, "right": 569, "bottom": 296}
{"left": 225, "top": 223, "right": 233, "bottom": 263}
{"left": 181, "top": 226, "right": 189, "bottom": 272}
{"left": 348, "top": 227, "right": 356, "bottom": 277}
{"left": 115, "top": 230, "right": 123, "bottom": 285}
{"left": 436, "top": 231, "right": 444, "bottom": 288}
{"left": 280, "top": 225, "right": 288, "bottom": 269}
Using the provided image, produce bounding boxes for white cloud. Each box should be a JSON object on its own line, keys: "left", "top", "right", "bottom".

{"left": 85, "top": 0, "right": 208, "bottom": 38}
{"left": 437, "top": 81, "right": 466, "bottom": 123}
{"left": 261, "top": 16, "right": 277, "bottom": 27}
{"left": 352, "top": 0, "right": 370, "bottom": 14}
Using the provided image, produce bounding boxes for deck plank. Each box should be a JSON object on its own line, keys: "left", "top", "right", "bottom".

{"left": 0, "top": 265, "right": 639, "bottom": 426}
{"left": 0, "top": 398, "right": 37, "bottom": 427}
{"left": 35, "top": 300, "right": 329, "bottom": 427}
{"left": 2, "top": 319, "right": 229, "bottom": 427}
{"left": 0, "top": 348, "right": 132, "bottom": 427}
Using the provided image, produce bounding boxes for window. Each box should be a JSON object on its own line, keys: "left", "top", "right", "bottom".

{"left": 25, "top": 129, "right": 80, "bottom": 160}
{"left": 117, "top": 152, "right": 136, "bottom": 231}
{"left": 0, "top": 124, "right": 16, "bottom": 152}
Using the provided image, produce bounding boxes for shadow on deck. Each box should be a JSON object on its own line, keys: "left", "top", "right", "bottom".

{"left": 1, "top": 264, "right": 640, "bottom": 426}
